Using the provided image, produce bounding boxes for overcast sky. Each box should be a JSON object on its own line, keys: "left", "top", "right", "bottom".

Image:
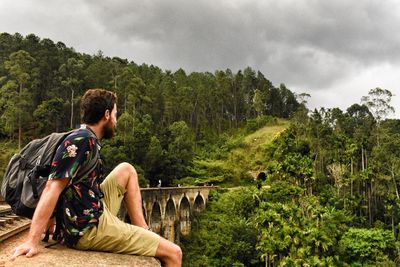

{"left": 1, "top": 0, "right": 399, "bottom": 117}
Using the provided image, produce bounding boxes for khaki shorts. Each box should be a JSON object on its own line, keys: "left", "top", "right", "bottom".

{"left": 75, "top": 173, "right": 161, "bottom": 256}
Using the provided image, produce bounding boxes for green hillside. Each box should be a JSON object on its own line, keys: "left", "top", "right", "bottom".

{"left": 240, "top": 119, "right": 290, "bottom": 169}
{"left": 179, "top": 119, "right": 290, "bottom": 187}
{"left": 182, "top": 108, "right": 400, "bottom": 266}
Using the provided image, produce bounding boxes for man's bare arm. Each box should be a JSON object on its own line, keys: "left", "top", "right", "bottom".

{"left": 11, "top": 178, "right": 70, "bottom": 260}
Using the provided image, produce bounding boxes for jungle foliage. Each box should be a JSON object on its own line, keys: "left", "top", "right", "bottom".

{"left": 182, "top": 88, "right": 400, "bottom": 266}
{"left": 0, "top": 32, "right": 299, "bottom": 186}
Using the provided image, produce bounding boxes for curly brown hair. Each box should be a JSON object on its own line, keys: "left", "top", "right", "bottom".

{"left": 80, "top": 89, "right": 117, "bottom": 124}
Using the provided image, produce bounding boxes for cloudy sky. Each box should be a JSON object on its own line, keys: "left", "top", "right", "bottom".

{"left": 1, "top": 0, "right": 399, "bottom": 117}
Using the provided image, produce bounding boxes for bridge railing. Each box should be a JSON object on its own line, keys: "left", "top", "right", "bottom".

{"left": 140, "top": 185, "right": 218, "bottom": 191}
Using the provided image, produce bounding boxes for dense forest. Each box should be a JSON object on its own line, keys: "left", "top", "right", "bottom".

{"left": 1, "top": 32, "right": 400, "bottom": 266}
{"left": 182, "top": 89, "right": 400, "bottom": 266}
{"left": 0, "top": 32, "right": 299, "bottom": 187}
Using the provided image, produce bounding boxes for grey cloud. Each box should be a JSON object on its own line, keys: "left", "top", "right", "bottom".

{"left": 83, "top": 0, "right": 400, "bottom": 90}
{"left": 2, "top": 0, "right": 399, "bottom": 93}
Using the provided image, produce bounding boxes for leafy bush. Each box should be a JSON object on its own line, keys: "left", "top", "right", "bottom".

{"left": 182, "top": 182, "right": 352, "bottom": 266}
{"left": 339, "top": 228, "right": 396, "bottom": 265}
{"left": 246, "top": 115, "right": 277, "bottom": 133}
{"left": 181, "top": 188, "right": 260, "bottom": 267}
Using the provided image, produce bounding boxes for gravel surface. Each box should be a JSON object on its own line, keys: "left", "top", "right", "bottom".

{"left": 0, "top": 230, "right": 160, "bottom": 267}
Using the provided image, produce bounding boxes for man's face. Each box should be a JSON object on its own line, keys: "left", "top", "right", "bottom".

{"left": 102, "top": 103, "right": 117, "bottom": 139}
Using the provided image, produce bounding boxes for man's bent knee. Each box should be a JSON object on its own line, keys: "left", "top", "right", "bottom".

{"left": 173, "top": 245, "right": 183, "bottom": 263}
{"left": 112, "top": 162, "right": 137, "bottom": 178}
{"left": 115, "top": 162, "right": 136, "bottom": 174}
{"left": 156, "top": 239, "right": 182, "bottom": 266}
{"left": 168, "top": 243, "right": 182, "bottom": 262}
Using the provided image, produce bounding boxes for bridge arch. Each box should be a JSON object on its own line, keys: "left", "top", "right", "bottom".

{"left": 150, "top": 202, "right": 162, "bottom": 235}
{"left": 140, "top": 186, "right": 217, "bottom": 242}
{"left": 164, "top": 198, "right": 177, "bottom": 242}
{"left": 193, "top": 193, "right": 205, "bottom": 213}
{"left": 179, "top": 196, "right": 191, "bottom": 236}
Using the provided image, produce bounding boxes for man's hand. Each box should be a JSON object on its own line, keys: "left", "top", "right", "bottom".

{"left": 9, "top": 178, "right": 69, "bottom": 261}
{"left": 10, "top": 241, "right": 39, "bottom": 260}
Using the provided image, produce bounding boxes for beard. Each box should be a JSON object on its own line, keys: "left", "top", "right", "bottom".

{"left": 102, "top": 119, "right": 116, "bottom": 139}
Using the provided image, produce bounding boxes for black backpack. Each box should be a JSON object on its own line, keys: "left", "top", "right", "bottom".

{"left": 0, "top": 128, "right": 99, "bottom": 219}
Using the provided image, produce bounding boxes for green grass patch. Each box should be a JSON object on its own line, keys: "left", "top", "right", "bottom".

{"left": 186, "top": 119, "right": 290, "bottom": 187}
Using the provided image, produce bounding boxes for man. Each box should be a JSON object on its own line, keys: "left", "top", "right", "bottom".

{"left": 11, "top": 89, "right": 182, "bottom": 266}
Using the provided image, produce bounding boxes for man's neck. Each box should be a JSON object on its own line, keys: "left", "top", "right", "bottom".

{"left": 84, "top": 124, "right": 103, "bottom": 139}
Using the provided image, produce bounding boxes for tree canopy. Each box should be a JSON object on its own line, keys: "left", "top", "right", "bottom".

{"left": 0, "top": 32, "right": 300, "bottom": 185}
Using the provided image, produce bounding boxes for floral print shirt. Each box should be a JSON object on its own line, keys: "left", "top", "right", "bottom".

{"left": 48, "top": 128, "right": 103, "bottom": 247}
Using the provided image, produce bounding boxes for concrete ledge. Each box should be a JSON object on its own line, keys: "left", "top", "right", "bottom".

{"left": 0, "top": 230, "right": 160, "bottom": 267}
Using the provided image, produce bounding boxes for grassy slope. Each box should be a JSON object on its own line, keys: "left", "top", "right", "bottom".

{"left": 238, "top": 119, "right": 290, "bottom": 170}
{"left": 186, "top": 119, "right": 290, "bottom": 187}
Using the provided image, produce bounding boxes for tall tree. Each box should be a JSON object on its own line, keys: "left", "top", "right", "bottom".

{"left": 33, "top": 98, "right": 65, "bottom": 133}
{"left": 253, "top": 89, "right": 264, "bottom": 117}
{"left": 58, "top": 57, "right": 85, "bottom": 129}
{"left": 3, "top": 50, "right": 36, "bottom": 148}
{"left": 361, "top": 88, "right": 395, "bottom": 124}
{"left": 116, "top": 66, "right": 146, "bottom": 116}
{"left": 361, "top": 88, "right": 395, "bottom": 147}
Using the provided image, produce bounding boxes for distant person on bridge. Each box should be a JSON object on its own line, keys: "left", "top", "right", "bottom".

{"left": 11, "top": 89, "right": 182, "bottom": 266}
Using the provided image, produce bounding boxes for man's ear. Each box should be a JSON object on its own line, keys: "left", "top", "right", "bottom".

{"left": 104, "top": 109, "right": 111, "bottom": 121}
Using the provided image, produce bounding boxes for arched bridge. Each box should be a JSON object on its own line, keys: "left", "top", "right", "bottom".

{"left": 140, "top": 186, "right": 217, "bottom": 243}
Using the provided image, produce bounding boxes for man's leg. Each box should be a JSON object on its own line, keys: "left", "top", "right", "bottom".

{"left": 109, "top": 162, "right": 182, "bottom": 266}
{"left": 155, "top": 239, "right": 183, "bottom": 267}
{"left": 109, "top": 162, "right": 147, "bottom": 228}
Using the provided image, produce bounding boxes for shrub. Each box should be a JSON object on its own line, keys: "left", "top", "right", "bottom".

{"left": 339, "top": 228, "right": 396, "bottom": 265}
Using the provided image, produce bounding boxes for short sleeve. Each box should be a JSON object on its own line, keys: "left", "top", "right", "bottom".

{"left": 48, "top": 133, "right": 92, "bottom": 182}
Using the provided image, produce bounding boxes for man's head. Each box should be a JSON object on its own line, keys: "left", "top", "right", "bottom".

{"left": 80, "top": 89, "right": 117, "bottom": 139}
